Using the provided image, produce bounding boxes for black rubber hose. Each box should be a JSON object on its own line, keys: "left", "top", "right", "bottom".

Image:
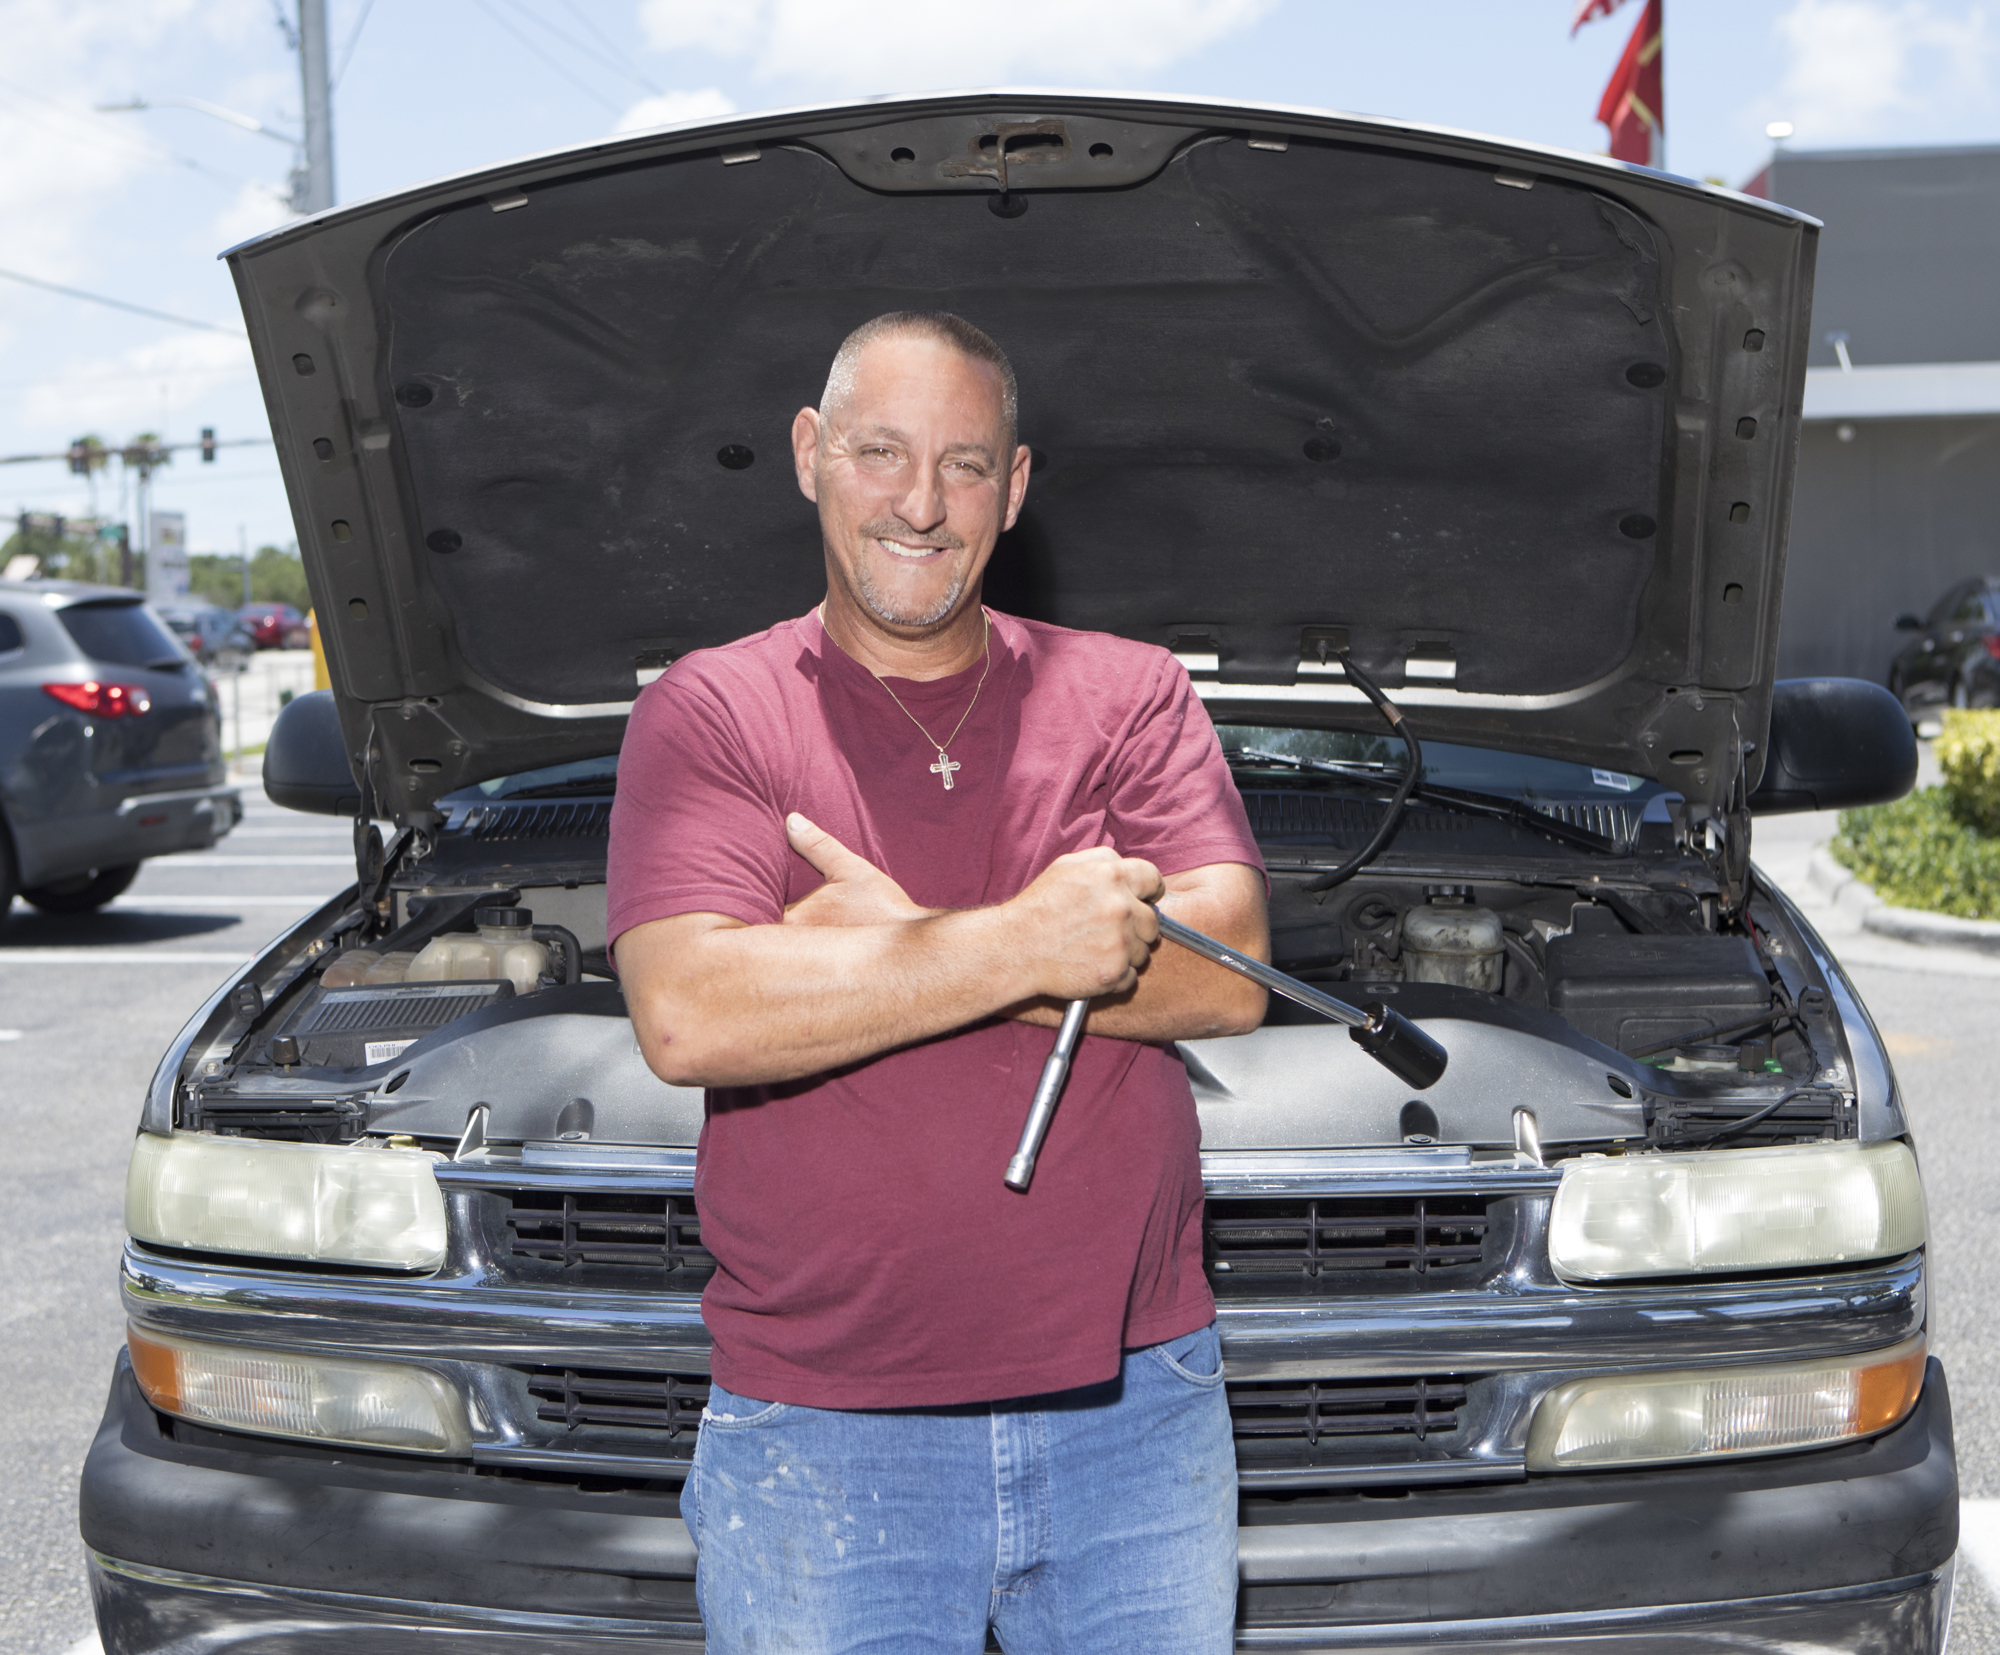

{"left": 1301, "top": 651, "right": 1425, "bottom": 894}
{"left": 532, "top": 924, "right": 583, "bottom": 986}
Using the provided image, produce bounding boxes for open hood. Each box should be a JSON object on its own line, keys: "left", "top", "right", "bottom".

{"left": 227, "top": 92, "right": 1817, "bottom": 820}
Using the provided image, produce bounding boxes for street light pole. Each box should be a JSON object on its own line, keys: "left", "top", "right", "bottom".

{"left": 298, "top": 0, "right": 335, "bottom": 214}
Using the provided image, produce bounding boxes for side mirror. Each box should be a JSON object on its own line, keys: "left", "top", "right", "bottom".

{"left": 263, "top": 689, "right": 361, "bottom": 816}
{"left": 1748, "top": 678, "right": 1917, "bottom": 814}
{"left": 1894, "top": 613, "right": 1924, "bottom": 632}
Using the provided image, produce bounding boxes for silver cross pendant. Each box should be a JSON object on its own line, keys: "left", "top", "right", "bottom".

{"left": 930, "top": 752, "right": 961, "bottom": 790}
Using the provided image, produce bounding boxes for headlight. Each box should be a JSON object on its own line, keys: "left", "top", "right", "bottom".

{"left": 1526, "top": 1338, "right": 1926, "bottom": 1470}
{"left": 127, "top": 1325, "right": 469, "bottom": 1455}
{"left": 1547, "top": 1140, "right": 1925, "bottom": 1282}
{"left": 126, "top": 1131, "right": 447, "bottom": 1271}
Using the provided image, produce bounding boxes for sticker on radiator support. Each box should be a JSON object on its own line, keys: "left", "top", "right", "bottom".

{"left": 1591, "top": 769, "right": 1642, "bottom": 791}
{"left": 365, "top": 1039, "right": 418, "bottom": 1065}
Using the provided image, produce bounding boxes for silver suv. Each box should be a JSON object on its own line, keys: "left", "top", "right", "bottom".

{"left": 80, "top": 94, "right": 1955, "bottom": 1652}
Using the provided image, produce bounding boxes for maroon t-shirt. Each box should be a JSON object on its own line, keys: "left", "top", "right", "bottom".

{"left": 606, "top": 608, "right": 1262, "bottom": 1409}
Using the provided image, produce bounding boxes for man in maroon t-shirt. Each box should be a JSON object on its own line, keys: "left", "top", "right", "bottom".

{"left": 609, "top": 312, "right": 1267, "bottom": 1653}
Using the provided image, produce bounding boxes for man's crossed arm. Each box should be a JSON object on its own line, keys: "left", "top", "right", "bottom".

{"left": 619, "top": 814, "right": 1269, "bottom": 1089}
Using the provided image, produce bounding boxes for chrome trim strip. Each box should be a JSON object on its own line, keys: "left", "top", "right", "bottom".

{"left": 121, "top": 1246, "right": 1923, "bottom": 1378}
{"left": 434, "top": 1147, "right": 1557, "bottom": 1198}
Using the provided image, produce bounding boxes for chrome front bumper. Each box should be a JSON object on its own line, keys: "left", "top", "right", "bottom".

{"left": 86, "top": 1552, "right": 1955, "bottom": 1655}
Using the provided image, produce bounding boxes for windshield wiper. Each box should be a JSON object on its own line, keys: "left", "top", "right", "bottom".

{"left": 1235, "top": 747, "right": 1624, "bottom": 857}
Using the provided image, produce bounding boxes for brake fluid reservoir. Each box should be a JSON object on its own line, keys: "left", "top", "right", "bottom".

{"left": 1401, "top": 903, "right": 1504, "bottom": 992}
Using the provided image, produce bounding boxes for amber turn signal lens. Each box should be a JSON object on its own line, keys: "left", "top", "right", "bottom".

{"left": 127, "top": 1327, "right": 181, "bottom": 1414}
{"left": 1856, "top": 1342, "right": 1928, "bottom": 1435}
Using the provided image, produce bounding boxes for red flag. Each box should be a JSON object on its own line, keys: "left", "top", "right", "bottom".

{"left": 1595, "top": 0, "right": 1663, "bottom": 167}
{"left": 1570, "top": 0, "right": 1633, "bottom": 36}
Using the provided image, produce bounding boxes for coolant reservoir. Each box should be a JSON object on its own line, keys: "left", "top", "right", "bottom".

{"left": 323, "top": 947, "right": 422, "bottom": 988}
{"left": 1402, "top": 903, "right": 1504, "bottom": 992}
{"left": 407, "top": 906, "right": 548, "bottom": 996}
{"left": 320, "top": 948, "right": 380, "bottom": 989}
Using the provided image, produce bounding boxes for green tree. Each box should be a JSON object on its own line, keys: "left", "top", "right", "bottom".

{"left": 187, "top": 544, "right": 312, "bottom": 612}
{"left": 1, "top": 516, "right": 130, "bottom": 586}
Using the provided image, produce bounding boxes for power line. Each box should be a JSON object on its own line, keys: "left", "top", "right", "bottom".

{"left": 490, "top": 0, "right": 662, "bottom": 95}
{"left": 333, "top": 0, "right": 378, "bottom": 89}
{"left": 469, "top": 0, "right": 623, "bottom": 113}
{"left": 0, "top": 269, "right": 245, "bottom": 337}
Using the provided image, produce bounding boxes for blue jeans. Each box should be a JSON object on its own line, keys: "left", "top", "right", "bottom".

{"left": 684, "top": 1323, "right": 1237, "bottom": 1653}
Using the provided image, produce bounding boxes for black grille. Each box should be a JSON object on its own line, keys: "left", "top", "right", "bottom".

{"left": 453, "top": 801, "right": 612, "bottom": 840}
{"left": 515, "top": 1365, "right": 1468, "bottom": 1467}
{"left": 497, "top": 1188, "right": 1495, "bottom": 1286}
{"left": 1205, "top": 1195, "right": 1491, "bottom": 1277}
{"left": 505, "top": 1189, "right": 714, "bottom": 1274}
{"left": 527, "top": 1366, "right": 708, "bottom": 1443}
{"left": 1229, "top": 1375, "right": 1467, "bottom": 1444}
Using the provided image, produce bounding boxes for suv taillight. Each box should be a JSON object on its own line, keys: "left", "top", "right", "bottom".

{"left": 43, "top": 681, "right": 151, "bottom": 717}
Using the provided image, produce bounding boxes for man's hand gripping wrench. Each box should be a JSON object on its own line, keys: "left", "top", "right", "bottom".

{"left": 1003, "top": 911, "right": 1449, "bottom": 1192}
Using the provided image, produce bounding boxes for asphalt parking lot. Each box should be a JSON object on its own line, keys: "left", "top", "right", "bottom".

{"left": 3, "top": 792, "right": 1998, "bottom": 1654}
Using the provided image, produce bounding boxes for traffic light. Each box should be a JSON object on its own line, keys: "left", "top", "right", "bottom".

{"left": 67, "top": 440, "right": 90, "bottom": 476}
{"left": 200, "top": 427, "right": 217, "bottom": 463}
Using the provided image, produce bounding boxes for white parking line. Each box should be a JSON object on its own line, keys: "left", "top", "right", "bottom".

{"left": 62, "top": 1632, "right": 102, "bottom": 1655}
{"left": 1961, "top": 1498, "right": 2000, "bottom": 1590}
{"left": 111, "top": 895, "right": 336, "bottom": 909}
{"left": 0, "top": 1029, "right": 21, "bottom": 1040}
{"left": 156, "top": 855, "right": 353, "bottom": 866}
{"left": 0, "top": 950, "right": 251, "bottom": 964}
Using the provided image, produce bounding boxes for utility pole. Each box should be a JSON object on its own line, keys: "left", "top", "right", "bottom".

{"left": 298, "top": 0, "right": 336, "bottom": 214}
{"left": 240, "top": 524, "right": 252, "bottom": 606}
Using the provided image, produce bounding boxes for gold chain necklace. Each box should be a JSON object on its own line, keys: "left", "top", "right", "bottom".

{"left": 818, "top": 605, "right": 992, "bottom": 791}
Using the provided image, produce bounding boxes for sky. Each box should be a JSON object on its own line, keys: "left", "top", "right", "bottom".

{"left": 3, "top": 0, "right": 1998, "bottom": 562}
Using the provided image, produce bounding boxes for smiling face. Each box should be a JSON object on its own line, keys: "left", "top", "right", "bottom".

{"left": 794, "top": 330, "right": 1030, "bottom": 655}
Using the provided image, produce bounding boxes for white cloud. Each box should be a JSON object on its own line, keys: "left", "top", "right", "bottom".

{"left": 1767, "top": 0, "right": 1995, "bottom": 143}
{"left": 614, "top": 87, "right": 738, "bottom": 133}
{"left": 635, "top": 0, "right": 1279, "bottom": 92}
{"left": 210, "top": 178, "right": 297, "bottom": 251}
{"left": 19, "top": 329, "right": 254, "bottom": 435}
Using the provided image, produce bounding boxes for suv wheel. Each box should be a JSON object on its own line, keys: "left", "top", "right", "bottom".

{"left": 21, "top": 863, "right": 141, "bottom": 913}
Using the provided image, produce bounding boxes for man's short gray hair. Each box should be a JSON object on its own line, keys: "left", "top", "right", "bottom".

{"left": 821, "top": 311, "right": 1019, "bottom": 451}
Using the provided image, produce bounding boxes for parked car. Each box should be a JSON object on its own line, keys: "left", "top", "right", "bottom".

{"left": 237, "top": 601, "right": 310, "bottom": 649}
{"left": 155, "top": 601, "right": 256, "bottom": 665}
{"left": 83, "top": 95, "right": 1954, "bottom": 1653}
{"left": 0, "top": 580, "right": 239, "bottom": 916}
{"left": 1889, "top": 577, "right": 2000, "bottom": 718}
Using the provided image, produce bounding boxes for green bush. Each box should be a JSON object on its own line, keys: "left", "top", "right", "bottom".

{"left": 1834, "top": 787, "right": 2000, "bottom": 919}
{"left": 1938, "top": 707, "right": 2000, "bottom": 836}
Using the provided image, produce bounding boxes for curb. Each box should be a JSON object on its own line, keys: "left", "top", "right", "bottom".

{"left": 1807, "top": 846, "right": 2000, "bottom": 956}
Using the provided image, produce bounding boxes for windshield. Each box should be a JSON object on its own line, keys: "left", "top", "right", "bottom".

{"left": 1215, "top": 725, "right": 1677, "bottom": 807}
{"left": 57, "top": 600, "right": 188, "bottom": 670}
